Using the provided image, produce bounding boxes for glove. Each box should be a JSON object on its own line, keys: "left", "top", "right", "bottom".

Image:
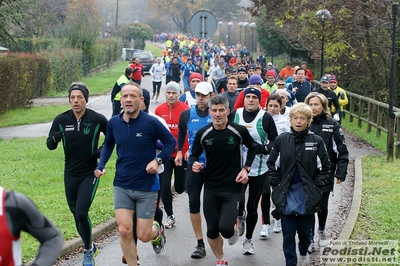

{"left": 52, "top": 131, "right": 62, "bottom": 143}
{"left": 333, "top": 113, "right": 340, "bottom": 121}
{"left": 339, "top": 92, "right": 345, "bottom": 100}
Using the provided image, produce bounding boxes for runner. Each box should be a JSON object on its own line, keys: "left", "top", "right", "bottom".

{"left": 155, "top": 81, "right": 190, "bottom": 229}
{"left": 46, "top": 82, "right": 108, "bottom": 266}
{"left": 229, "top": 88, "right": 278, "bottom": 254}
{"left": 0, "top": 187, "right": 63, "bottom": 266}
{"left": 175, "top": 81, "right": 213, "bottom": 259}
{"left": 190, "top": 95, "right": 258, "bottom": 266}
{"left": 94, "top": 82, "right": 176, "bottom": 266}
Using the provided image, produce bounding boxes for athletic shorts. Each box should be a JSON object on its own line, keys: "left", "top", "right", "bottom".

{"left": 113, "top": 186, "right": 158, "bottom": 219}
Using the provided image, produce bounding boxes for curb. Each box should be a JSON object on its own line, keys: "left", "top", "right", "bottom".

{"left": 59, "top": 218, "right": 117, "bottom": 258}
{"left": 337, "top": 155, "right": 364, "bottom": 241}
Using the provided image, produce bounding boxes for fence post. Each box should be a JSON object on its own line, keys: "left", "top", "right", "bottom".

{"left": 367, "top": 102, "right": 372, "bottom": 133}
{"left": 358, "top": 100, "right": 364, "bottom": 128}
{"left": 349, "top": 95, "right": 355, "bottom": 123}
{"left": 387, "top": 113, "right": 395, "bottom": 162}
{"left": 377, "top": 106, "right": 382, "bottom": 138}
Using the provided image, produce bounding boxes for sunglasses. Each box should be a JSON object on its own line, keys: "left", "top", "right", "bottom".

{"left": 277, "top": 83, "right": 286, "bottom": 86}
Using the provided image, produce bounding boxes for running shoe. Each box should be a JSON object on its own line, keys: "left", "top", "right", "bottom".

{"left": 82, "top": 244, "right": 98, "bottom": 266}
{"left": 259, "top": 224, "right": 270, "bottom": 239}
{"left": 238, "top": 210, "right": 246, "bottom": 237}
{"left": 191, "top": 244, "right": 206, "bottom": 258}
{"left": 228, "top": 222, "right": 239, "bottom": 245}
{"left": 299, "top": 254, "right": 309, "bottom": 266}
{"left": 151, "top": 221, "right": 166, "bottom": 254}
{"left": 164, "top": 215, "right": 176, "bottom": 229}
{"left": 307, "top": 240, "right": 316, "bottom": 254}
{"left": 318, "top": 229, "right": 329, "bottom": 247}
{"left": 216, "top": 259, "right": 228, "bottom": 265}
{"left": 242, "top": 239, "right": 255, "bottom": 255}
{"left": 122, "top": 255, "right": 140, "bottom": 265}
{"left": 273, "top": 219, "right": 282, "bottom": 233}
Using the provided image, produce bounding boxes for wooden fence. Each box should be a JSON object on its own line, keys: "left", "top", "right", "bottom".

{"left": 345, "top": 91, "right": 400, "bottom": 160}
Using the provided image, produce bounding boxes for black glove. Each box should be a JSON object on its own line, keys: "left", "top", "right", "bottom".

{"left": 339, "top": 92, "right": 345, "bottom": 100}
{"left": 315, "top": 179, "right": 326, "bottom": 188}
{"left": 52, "top": 131, "right": 62, "bottom": 143}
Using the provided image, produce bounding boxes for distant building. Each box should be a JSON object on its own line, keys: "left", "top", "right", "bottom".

{"left": 0, "top": 46, "right": 9, "bottom": 55}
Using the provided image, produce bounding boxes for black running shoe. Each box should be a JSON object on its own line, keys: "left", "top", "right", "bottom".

{"left": 191, "top": 244, "right": 206, "bottom": 258}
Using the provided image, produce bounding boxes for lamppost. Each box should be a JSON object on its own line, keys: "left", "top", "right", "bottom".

{"left": 228, "top": 22, "right": 233, "bottom": 47}
{"left": 238, "top": 22, "right": 243, "bottom": 45}
{"left": 316, "top": 9, "right": 331, "bottom": 78}
{"left": 250, "top": 22, "right": 256, "bottom": 57}
{"left": 218, "top": 21, "right": 223, "bottom": 44}
{"left": 243, "top": 22, "right": 249, "bottom": 49}
{"left": 116, "top": 0, "right": 119, "bottom": 31}
{"left": 386, "top": 0, "right": 399, "bottom": 161}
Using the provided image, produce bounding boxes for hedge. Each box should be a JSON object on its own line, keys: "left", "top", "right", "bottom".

{"left": 0, "top": 53, "right": 50, "bottom": 115}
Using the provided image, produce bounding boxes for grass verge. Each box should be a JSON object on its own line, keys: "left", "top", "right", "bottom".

{"left": 342, "top": 113, "right": 399, "bottom": 264}
{"left": 0, "top": 136, "right": 116, "bottom": 262}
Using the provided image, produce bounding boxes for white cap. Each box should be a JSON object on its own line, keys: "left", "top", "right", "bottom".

{"left": 195, "top": 82, "right": 213, "bottom": 95}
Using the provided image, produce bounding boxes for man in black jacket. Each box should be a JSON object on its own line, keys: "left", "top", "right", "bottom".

{"left": 312, "top": 75, "right": 341, "bottom": 122}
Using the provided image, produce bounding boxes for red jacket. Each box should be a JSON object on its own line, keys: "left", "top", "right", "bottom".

{"left": 233, "top": 88, "right": 270, "bottom": 110}
{"left": 155, "top": 101, "right": 189, "bottom": 157}
{"left": 129, "top": 63, "right": 144, "bottom": 81}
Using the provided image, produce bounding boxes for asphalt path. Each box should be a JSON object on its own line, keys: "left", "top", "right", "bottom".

{"left": 0, "top": 74, "right": 375, "bottom": 265}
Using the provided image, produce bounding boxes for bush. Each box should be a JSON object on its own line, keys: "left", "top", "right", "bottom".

{"left": 40, "top": 48, "right": 83, "bottom": 93}
{"left": 0, "top": 53, "right": 50, "bottom": 115}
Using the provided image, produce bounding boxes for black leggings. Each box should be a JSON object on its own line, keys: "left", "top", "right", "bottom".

{"left": 186, "top": 166, "right": 205, "bottom": 214}
{"left": 64, "top": 173, "right": 99, "bottom": 250}
{"left": 260, "top": 173, "right": 272, "bottom": 225}
{"left": 311, "top": 191, "right": 330, "bottom": 238}
{"left": 203, "top": 189, "right": 242, "bottom": 239}
{"left": 238, "top": 173, "right": 266, "bottom": 239}
{"left": 152, "top": 81, "right": 162, "bottom": 94}
{"left": 160, "top": 158, "right": 187, "bottom": 216}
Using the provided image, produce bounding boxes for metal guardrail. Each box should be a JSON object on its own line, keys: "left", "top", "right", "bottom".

{"left": 344, "top": 91, "right": 400, "bottom": 160}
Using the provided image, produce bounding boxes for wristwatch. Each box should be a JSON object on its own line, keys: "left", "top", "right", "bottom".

{"left": 243, "top": 166, "right": 251, "bottom": 173}
{"left": 155, "top": 157, "right": 163, "bottom": 165}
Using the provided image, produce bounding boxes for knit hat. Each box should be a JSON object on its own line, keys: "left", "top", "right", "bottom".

{"left": 266, "top": 70, "right": 277, "bottom": 78}
{"left": 249, "top": 74, "right": 264, "bottom": 85}
{"left": 248, "top": 64, "right": 256, "bottom": 70}
{"left": 142, "top": 88, "right": 150, "bottom": 112}
{"left": 68, "top": 83, "right": 89, "bottom": 103}
{"left": 244, "top": 87, "right": 261, "bottom": 101}
{"left": 165, "top": 81, "right": 181, "bottom": 94}
{"left": 330, "top": 75, "right": 338, "bottom": 83}
{"left": 189, "top": 72, "right": 203, "bottom": 82}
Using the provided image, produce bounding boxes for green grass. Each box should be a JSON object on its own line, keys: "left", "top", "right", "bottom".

{"left": 0, "top": 43, "right": 163, "bottom": 128}
{"left": 341, "top": 113, "right": 387, "bottom": 152}
{"left": 0, "top": 136, "right": 117, "bottom": 262}
{"left": 0, "top": 105, "right": 71, "bottom": 128}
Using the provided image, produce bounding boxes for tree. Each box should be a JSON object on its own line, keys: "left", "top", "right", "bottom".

{"left": 247, "top": 0, "right": 398, "bottom": 106}
{"left": 146, "top": 0, "right": 241, "bottom": 33}
{"left": 64, "top": 0, "right": 101, "bottom": 69}
{"left": 0, "top": 0, "right": 32, "bottom": 46}
{"left": 120, "top": 23, "right": 153, "bottom": 49}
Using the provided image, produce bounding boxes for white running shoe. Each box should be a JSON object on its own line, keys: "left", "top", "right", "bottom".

{"left": 299, "top": 254, "right": 309, "bottom": 266}
{"left": 273, "top": 219, "right": 281, "bottom": 233}
{"left": 318, "top": 230, "right": 329, "bottom": 247}
{"left": 259, "top": 224, "right": 270, "bottom": 239}
{"left": 228, "top": 223, "right": 239, "bottom": 245}
{"left": 164, "top": 215, "right": 176, "bottom": 229}
{"left": 307, "top": 240, "right": 316, "bottom": 254}
{"left": 242, "top": 239, "right": 255, "bottom": 255}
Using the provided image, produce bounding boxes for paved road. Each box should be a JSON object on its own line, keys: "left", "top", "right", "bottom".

{"left": 0, "top": 74, "right": 376, "bottom": 265}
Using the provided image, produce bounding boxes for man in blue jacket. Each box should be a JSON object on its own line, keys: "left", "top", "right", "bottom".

{"left": 95, "top": 82, "right": 176, "bottom": 265}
